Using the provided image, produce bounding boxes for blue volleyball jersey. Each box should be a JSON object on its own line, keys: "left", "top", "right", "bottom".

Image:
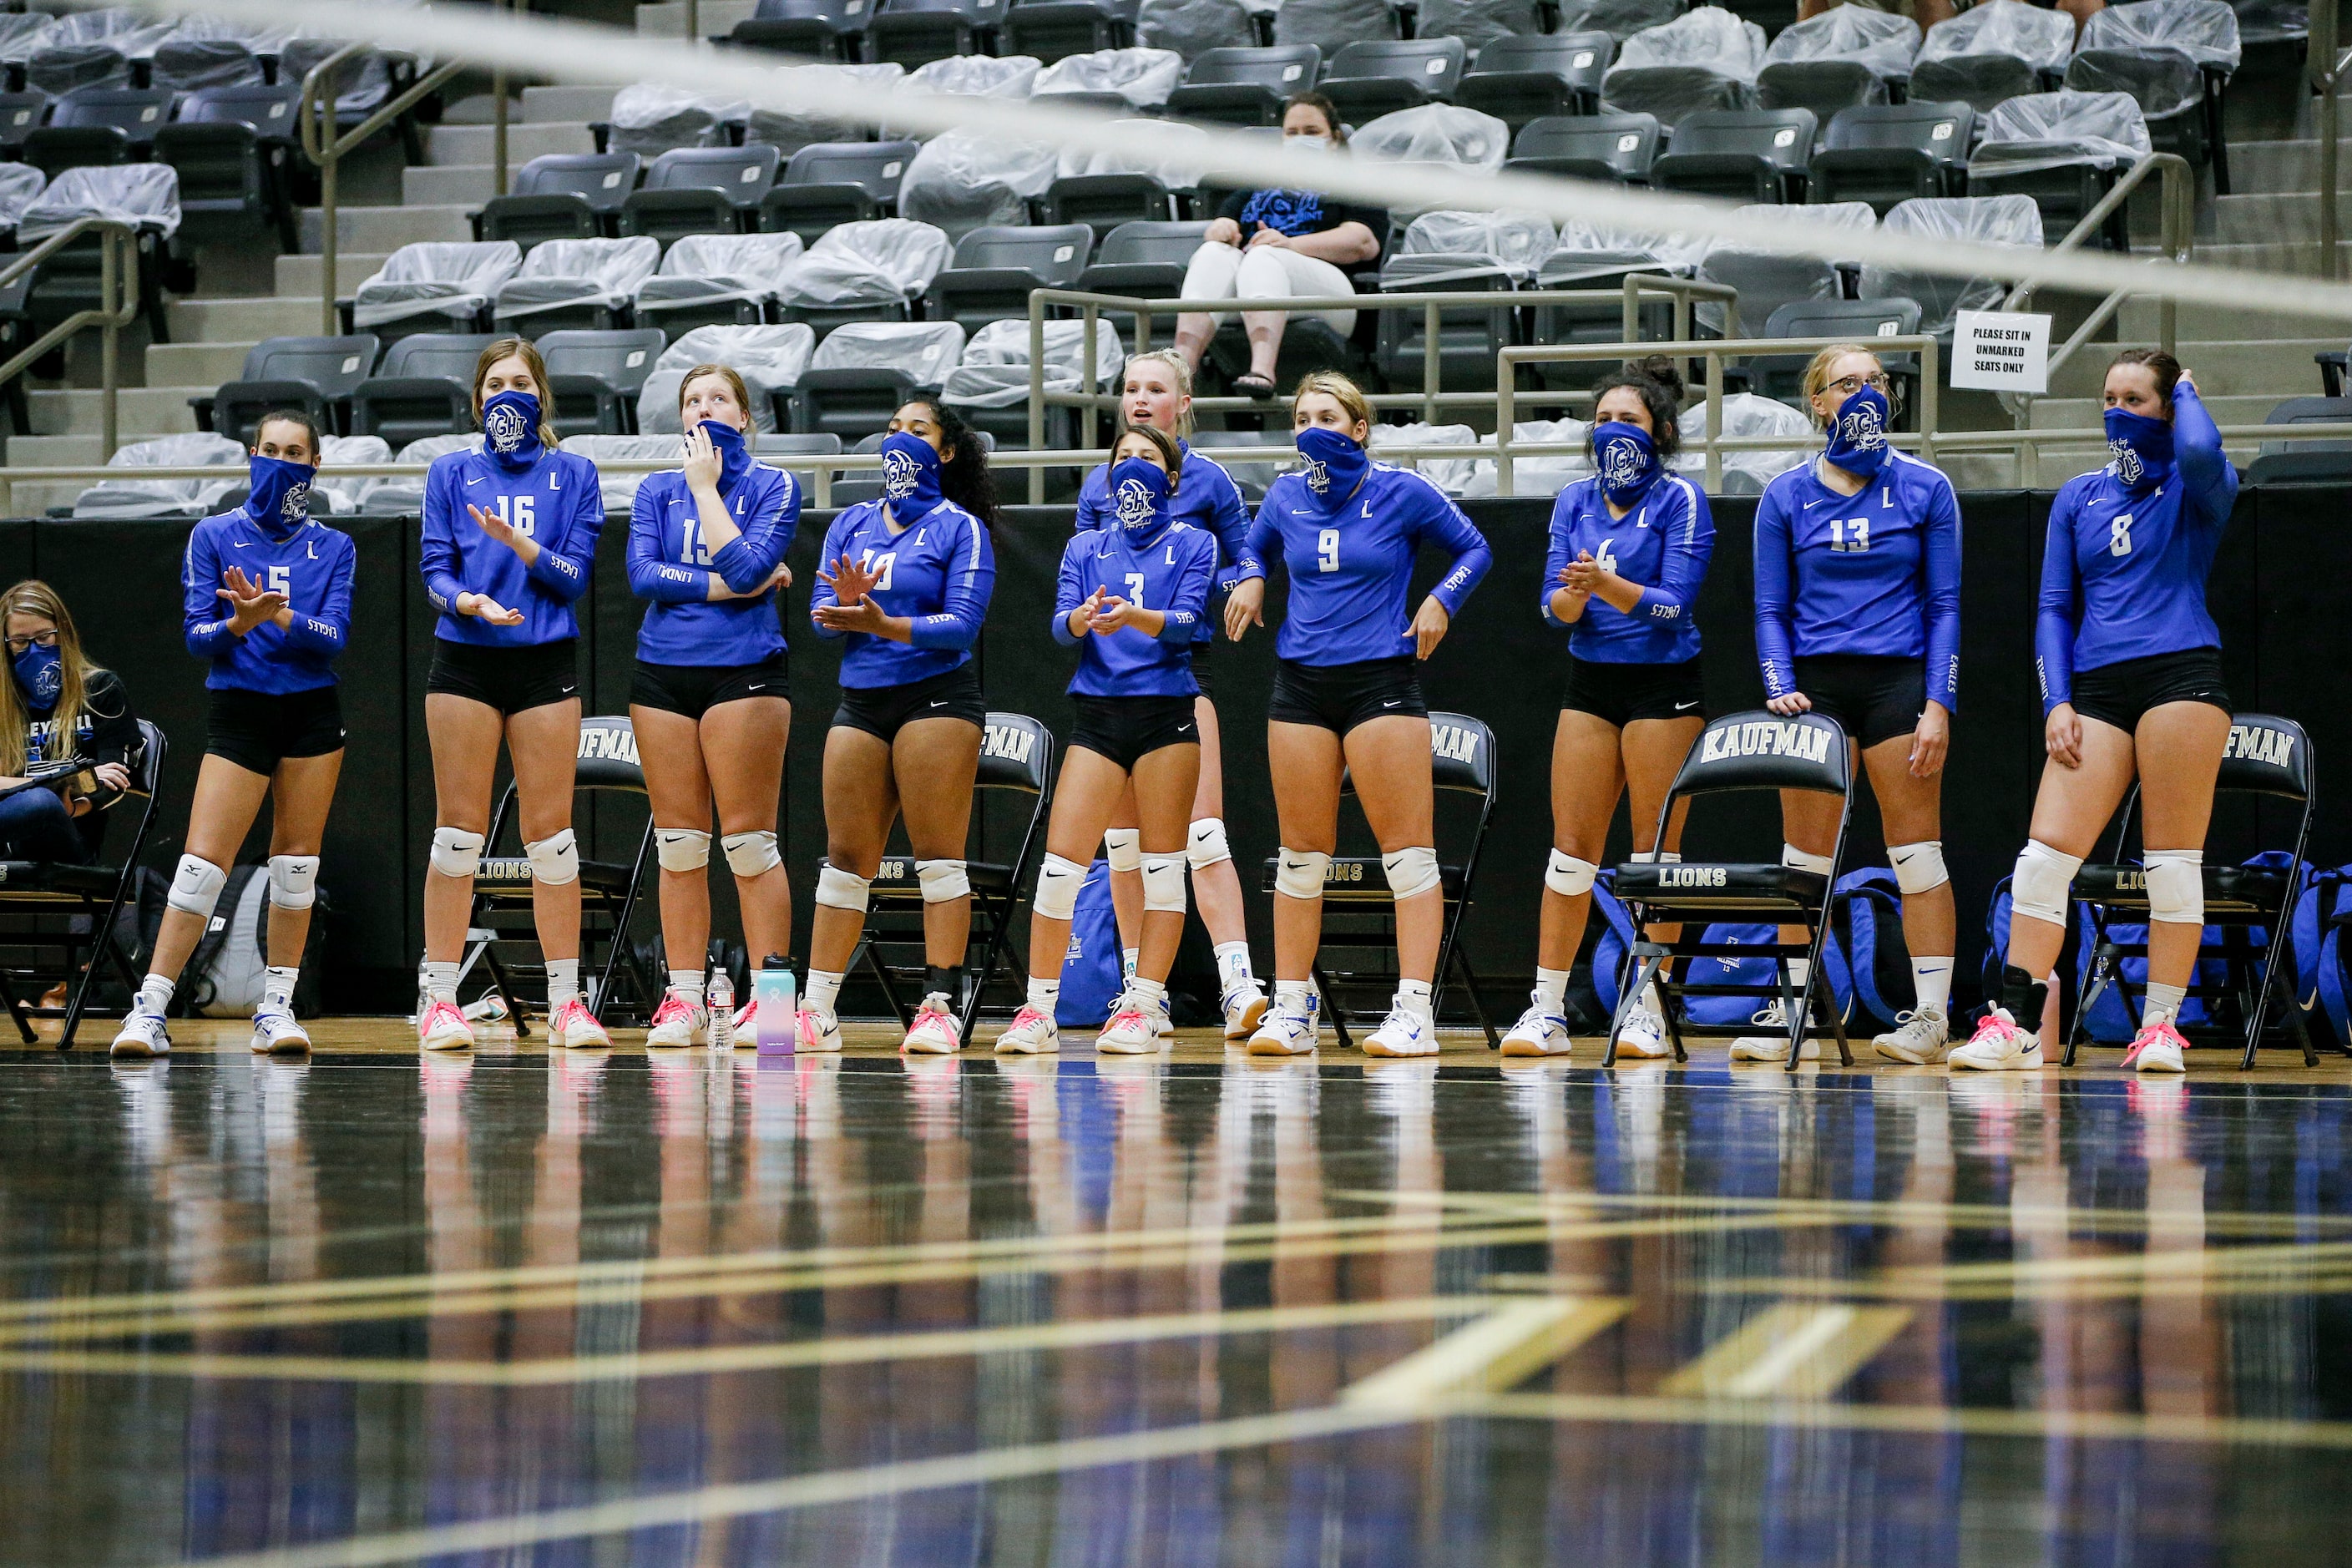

{"left": 2035, "top": 384, "right": 2237, "bottom": 712}
{"left": 1753, "top": 451, "right": 1963, "bottom": 711}
{"left": 181, "top": 509, "right": 356, "bottom": 694}
{"left": 1051, "top": 518, "right": 1221, "bottom": 697}
{"left": 1540, "top": 473, "right": 1712, "bottom": 665}
{"left": 811, "top": 499, "right": 994, "bottom": 690}
{"left": 1246, "top": 463, "right": 1491, "bottom": 666}
{"left": 627, "top": 463, "right": 801, "bottom": 665}
{"left": 1073, "top": 442, "right": 1262, "bottom": 642}
{"left": 419, "top": 445, "right": 604, "bottom": 647}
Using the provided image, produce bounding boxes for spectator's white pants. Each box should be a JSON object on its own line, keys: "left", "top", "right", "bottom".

{"left": 1180, "top": 242, "right": 1356, "bottom": 336}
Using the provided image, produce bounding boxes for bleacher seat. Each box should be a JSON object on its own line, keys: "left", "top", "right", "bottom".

{"left": 150, "top": 39, "right": 265, "bottom": 96}
{"left": 928, "top": 222, "right": 1094, "bottom": 336}
{"left": 22, "top": 86, "right": 174, "bottom": 176}
{"left": 903, "top": 53, "right": 1044, "bottom": 101}
{"left": 1855, "top": 194, "right": 2043, "bottom": 338}
{"left": 493, "top": 236, "right": 662, "bottom": 335}
{"left": 620, "top": 145, "right": 782, "bottom": 248}
{"left": 0, "top": 92, "right": 45, "bottom": 159}
{"left": 1455, "top": 33, "right": 1613, "bottom": 130}
{"left": 865, "top": 0, "right": 1009, "bottom": 68}
{"left": 1351, "top": 104, "right": 1511, "bottom": 178}
{"left": 1509, "top": 111, "right": 1662, "bottom": 183}
{"left": 1908, "top": 0, "right": 2072, "bottom": 113}
{"left": 1808, "top": 102, "right": 1974, "bottom": 214}
{"left": 158, "top": 85, "right": 301, "bottom": 251}
{"left": 943, "top": 316, "right": 1126, "bottom": 447}
{"left": 1677, "top": 392, "right": 1813, "bottom": 493}
{"left": 792, "top": 320, "right": 968, "bottom": 439}
{"left": 0, "top": 15, "right": 54, "bottom": 81}
{"left": 2249, "top": 397, "right": 2352, "bottom": 483}
{"left": 1758, "top": 8, "right": 1919, "bottom": 120}
{"left": 724, "top": 0, "right": 877, "bottom": 63}
{"left": 313, "top": 434, "right": 393, "bottom": 515}
{"left": 1043, "top": 117, "right": 1206, "bottom": 239}
{"left": 1696, "top": 200, "right": 1875, "bottom": 336}
{"left": 26, "top": 8, "right": 176, "bottom": 98}
{"left": 898, "top": 129, "right": 1059, "bottom": 241}
{"left": 350, "top": 241, "right": 521, "bottom": 337}
{"left": 1376, "top": 210, "right": 1550, "bottom": 392}
{"left": 761, "top": 140, "right": 918, "bottom": 247}
{"left": 0, "top": 164, "right": 43, "bottom": 246}
{"left": 1274, "top": 0, "right": 1400, "bottom": 50}
{"left": 1033, "top": 45, "right": 1185, "bottom": 107}
{"left": 1076, "top": 217, "right": 1206, "bottom": 296}
{"left": 1968, "top": 89, "right": 2151, "bottom": 250}
{"left": 350, "top": 333, "right": 502, "bottom": 447}
{"left": 1416, "top": 0, "right": 1548, "bottom": 49}
{"left": 1530, "top": 216, "right": 1706, "bottom": 389}
{"left": 1318, "top": 39, "right": 1467, "bottom": 124}
{"left": 1603, "top": 6, "right": 1768, "bottom": 128}
{"left": 1136, "top": 0, "right": 1257, "bottom": 63}
{"left": 751, "top": 62, "right": 907, "bottom": 152}
{"left": 2066, "top": 0, "right": 2240, "bottom": 192}
{"left": 538, "top": 329, "right": 669, "bottom": 437}
{"left": 779, "top": 217, "right": 953, "bottom": 336}
{"left": 635, "top": 231, "right": 806, "bottom": 338}
{"left": 1555, "top": 0, "right": 1685, "bottom": 44}
{"left": 356, "top": 433, "right": 480, "bottom": 514}
{"left": 8, "top": 162, "right": 179, "bottom": 344}
{"left": 281, "top": 38, "right": 424, "bottom": 154}
{"left": 476, "top": 153, "right": 642, "bottom": 249}
{"left": 195, "top": 334, "right": 381, "bottom": 443}
{"left": 1004, "top": 0, "right": 1137, "bottom": 63}
{"left": 638, "top": 322, "right": 819, "bottom": 435}
{"left": 601, "top": 83, "right": 750, "bottom": 159}
{"left": 69, "top": 432, "right": 243, "bottom": 520}
{"left": 1164, "top": 44, "right": 1321, "bottom": 127}
{"left": 174, "top": 83, "right": 301, "bottom": 144}
{"left": 1754, "top": 296, "right": 1924, "bottom": 407}
{"left": 1651, "top": 108, "right": 1817, "bottom": 203}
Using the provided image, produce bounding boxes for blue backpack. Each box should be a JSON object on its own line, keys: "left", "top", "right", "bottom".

{"left": 1055, "top": 858, "right": 1125, "bottom": 1028}
{"left": 1586, "top": 869, "right": 1853, "bottom": 1029}
{"left": 1831, "top": 867, "right": 1912, "bottom": 1031}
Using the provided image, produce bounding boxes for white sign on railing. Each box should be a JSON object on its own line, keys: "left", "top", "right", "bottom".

{"left": 1952, "top": 311, "right": 2052, "bottom": 393}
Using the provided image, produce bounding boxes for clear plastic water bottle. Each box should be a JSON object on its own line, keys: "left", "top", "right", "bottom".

{"left": 754, "top": 954, "right": 797, "bottom": 1055}
{"left": 707, "top": 965, "right": 734, "bottom": 1050}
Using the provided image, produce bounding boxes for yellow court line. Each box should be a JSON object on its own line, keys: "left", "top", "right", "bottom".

{"left": 0, "top": 1296, "right": 1497, "bottom": 1387}
{"left": 1343, "top": 1297, "right": 1629, "bottom": 1409}
{"left": 1711, "top": 1271, "right": 2352, "bottom": 1305}
{"left": 1338, "top": 1189, "right": 2352, "bottom": 1239}
{"left": 1658, "top": 1302, "right": 1913, "bottom": 1399}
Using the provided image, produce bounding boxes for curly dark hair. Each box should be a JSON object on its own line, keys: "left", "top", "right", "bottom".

{"left": 1590, "top": 354, "right": 1686, "bottom": 462}
{"left": 902, "top": 397, "right": 999, "bottom": 528}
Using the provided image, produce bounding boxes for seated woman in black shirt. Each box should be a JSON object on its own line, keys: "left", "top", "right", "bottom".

{"left": 1171, "top": 94, "right": 1388, "bottom": 400}
{"left": 0, "top": 580, "right": 138, "bottom": 864}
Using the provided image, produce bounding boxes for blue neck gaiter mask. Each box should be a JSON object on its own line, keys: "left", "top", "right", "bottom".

{"left": 1107, "top": 457, "right": 1172, "bottom": 543}
{"left": 2104, "top": 407, "right": 2175, "bottom": 490}
{"left": 1296, "top": 425, "right": 1368, "bottom": 505}
{"left": 243, "top": 454, "right": 315, "bottom": 536}
{"left": 701, "top": 419, "right": 753, "bottom": 491}
{"left": 12, "top": 643, "right": 58, "bottom": 716}
{"left": 1591, "top": 421, "right": 1658, "bottom": 506}
{"left": 481, "top": 390, "right": 544, "bottom": 471}
{"left": 1822, "top": 384, "right": 1893, "bottom": 483}
{"left": 879, "top": 432, "right": 945, "bottom": 524}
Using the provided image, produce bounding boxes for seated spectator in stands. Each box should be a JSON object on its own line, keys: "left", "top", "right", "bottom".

{"left": 1171, "top": 94, "right": 1388, "bottom": 401}
{"left": 1798, "top": 0, "right": 2104, "bottom": 38}
{"left": 0, "top": 581, "right": 137, "bottom": 864}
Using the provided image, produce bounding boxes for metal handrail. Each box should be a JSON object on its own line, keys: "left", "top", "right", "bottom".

{"left": 2315, "top": 0, "right": 2346, "bottom": 282}
{"left": 300, "top": 42, "right": 471, "bottom": 336}
{"left": 0, "top": 218, "right": 139, "bottom": 462}
{"left": 1998, "top": 151, "right": 2194, "bottom": 411}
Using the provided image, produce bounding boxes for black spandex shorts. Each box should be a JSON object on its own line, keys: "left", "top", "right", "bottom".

{"left": 2069, "top": 647, "right": 2230, "bottom": 733}
{"left": 1186, "top": 634, "right": 1216, "bottom": 701}
{"left": 1560, "top": 654, "right": 1706, "bottom": 728}
{"left": 832, "top": 662, "right": 985, "bottom": 743}
{"left": 205, "top": 685, "right": 345, "bottom": 775}
{"left": 427, "top": 638, "right": 579, "bottom": 717}
{"left": 1269, "top": 656, "right": 1427, "bottom": 735}
{"left": 1793, "top": 654, "right": 1926, "bottom": 749}
{"left": 1069, "top": 694, "right": 1200, "bottom": 771}
{"left": 631, "top": 655, "right": 788, "bottom": 720}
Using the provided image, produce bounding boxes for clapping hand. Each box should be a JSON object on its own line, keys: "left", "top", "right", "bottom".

{"left": 814, "top": 553, "right": 888, "bottom": 634}
{"left": 217, "top": 564, "right": 288, "bottom": 634}
{"left": 1067, "top": 586, "right": 1106, "bottom": 638}
{"left": 1093, "top": 592, "right": 1146, "bottom": 633}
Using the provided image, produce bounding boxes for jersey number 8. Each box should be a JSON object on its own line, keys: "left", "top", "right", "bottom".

{"left": 492, "top": 494, "right": 536, "bottom": 538}
{"left": 1317, "top": 528, "right": 1340, "bottom": 574}
{"left": 2110, "top": 513, "right": 2133, "bottom": 557}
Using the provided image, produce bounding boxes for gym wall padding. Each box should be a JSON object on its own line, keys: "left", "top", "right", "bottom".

{"left": 13, "top": 482, "right": 2324, "bottom": 1015}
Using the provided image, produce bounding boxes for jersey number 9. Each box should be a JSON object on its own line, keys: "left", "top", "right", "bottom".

{"left": 1317, "top": 528, "right": 1340, "bottom": 574}
{"left": 493, "top": 494, "right": 536, "bottom": 538}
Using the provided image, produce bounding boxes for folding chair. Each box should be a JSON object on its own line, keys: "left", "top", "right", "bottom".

{"left": 1608, "top": 710, "right": 1854, "bottom": 1070}
{"left": 2065, "top": 712, "right": 2318, "bottom": 1071}
{"left": 1257, "top": 711, "right": 1501, "bottom": 1049}
{"left": 459, "top": 716, "right": 659, "bottom": 1033}
{"left": 0, "top": 720, "right": 166, "bottom": 1049}
{"left": 836, "top": 711, "right": 1052, "bottom": 1040}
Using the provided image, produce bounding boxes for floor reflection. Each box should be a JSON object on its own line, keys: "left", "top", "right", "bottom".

{"left": 1, "top": 1053, "right": 2349, "bottom": 1564}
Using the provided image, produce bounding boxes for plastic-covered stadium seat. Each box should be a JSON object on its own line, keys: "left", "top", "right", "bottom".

{"left": 1510, "top": 111, "right": 1661, "bottom": 182}
{"left": 943, "top": 316, "right": 1126, "bottom": 447}
{"left": 1604, "top": 7, "right": 1768, "bottom": 129}
{"left": 493, "top": 236, "right": 663, "bottom": 335}
{"left": 540, "top": 328, "right": 669, "bottom": 438}
{"left": 1033, "top": 46, "right": 1184, "bottom": 106}
{"left": 903, "top": 53, "right": 1043, "bottom": 100}
{"left": 1164, "top": 44, "right": 1321, "bottom": 127}
{"left": 1351, "top": 104, "right": 1511, "bottom": 177}
{"left": 1417, "top": 0, "right": 1547, "bottom": 49}
{"left": 635, "top": 231, "right": 806, "bottom": 338}
{"left": 1044, "top": 118, "right": 1206, "bottom": 240}
{"left": 1383, "top": 210, "right": 1556, "bottom": 285}
{"left": 477, "top": 153, "right": 641, "bottom": 250}
{"left": 762, "top": 140, "right": 918, "bottom": 247}
{"left": 1137, "top": 0, "right": 1257, "bottom": 63}
{"left": 1856, "top": 194, "right": 2043, "bottom": 337}
{"left": 1809, "top": 101, "right": 1974, "bottom": 214}
{"left": 195, "top": 333, "right": 381, "bottom": 442}
{"left": 8, "top": 163, "right": 179, "bottom": 343}
{"left": 71, "top": 433, "right": 242, "bottom": 522}
{"left": 350, "top": 333, "right": 503, "bottom": 448}
{"left": 865, "top": 0, "right": 1010, "bottom": 69}
{"left": 635, "top": 323, "right": 818, "bottom": 435}
{"left": 1376, "top": 212, "right": 1547, "bottom": 392}
{"left": 779, "top": 217, "right": 953, "bottom": 336}
{"left": 1456, "top": 33, "right": 1613, "bottom": 130}
{"left": 1555, "top": 0, "right": 1685, "bottom": 44}
{"left": 23, "top": 87, "right": 173, "bottom": 176}
{"left": 1530, "top": 215, "right": 1707, "bottom": 389}
{"left": 356, "top": 434, "right": 481, "bottom": 514}
{"left": 1004, "top": 0, "right": 1136, "bottom": 64}
{"left": 1319, "top": 39, "right": 1468, "bottom": 124}
{"left": 0, "top": 164, "right": 44, "bottom": 245}
{"left": 1753, "top": 296, "right": 1924, "bottom": 406}
{"left": 724, "top": 0, "right": 876, "bottom": 63}
{"left": 898, "top": 129, "right": 1059, "bottom": 242}
{"left": 1758, "top": 8, "right": 1919, "bottom": 120}
{"left": 1909, "top": 0, "right": 2073, "bottom": 113}
{"left": 2066, "top": 0, "right": 2240, "bottom": 191}
{"left": 1652, "top": 108, "right": 1818, "bottom": 204}
{"left": 1274, "top": 0, "right": 1399, "bottom": 50}
{"left": 1695, "top": 200, "right": 1875, "bottom": 335}
{"left": 352, "top": 241, "right": 521, "bottom": 336}
{"left": 311, "top": 435, "right": 393, "bottom": 515}
{"left": 1677, "top": 392, "right": 1813, "bottom": 493}
{"left": 603, "top": 83, "right": 750, "bottom": 159}
{"left": 1968, "top": 89, "right": 2150, "bottom": 250}
{"left": 149, "top": 38, "right": 264, "bottom": 94}
{"left": 620, "top": 146, "right": 781, "bottom": 249}
{"left": 748, "top": 63, "right": 907, "bottom": 154}
{"left": 928, "top": 222, "right": 1094, "bottom": 336}
{"left": 792, "top": 320, "right": 969, "bottom": 439}
{"left": 175, "top": 83, "right": 301, "bottom": 143}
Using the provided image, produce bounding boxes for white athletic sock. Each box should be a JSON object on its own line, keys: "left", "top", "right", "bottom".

{"left": 1912, "top": 958, "right": 1955, "bottom": 1018}
{"left": 1215, "top": 941, "right": 1255, "bottom": 992}
{"left": 806, "top": 969, "right": 843, "bottom": 1019}
{"left": 1274, "top": 980, "right": 1313, "bottom": 1017}
{"left": 1398, "top": 978, "right": 1434, "bottom": 1026}
{"left": 670, "top": 967, "right": 705, "bottom": 1007}
{"left": 422, "top": 961, "right": 459, "bottom": 1005}
{"left": 262, "top": 966, "right": 297, "bottom": 1014}
{"left": 1130, "top": 975, "right": 1167, "bottom": 1008}
{"left": 1026, "top": 976, "right": 1060, "bottom": 1013}
{"left": 137, "top": 973, "right": 172, "bottom": 1017}
{"left": 546, "top": 959, "right": 579, "bottom": 1006}
{"left": 2145, "top": 982, "right": 2188, "bottom": 1028}
{"left": 1121, "top": 947, "right": 1140, "bottom": 984}
{"left": 1534, "top": 966, "right": 1570, "bottom": 1015}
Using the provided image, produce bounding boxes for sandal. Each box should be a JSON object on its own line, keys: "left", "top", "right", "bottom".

{"left": 1230, "top": 372, "right": 1277, "bottom": 401}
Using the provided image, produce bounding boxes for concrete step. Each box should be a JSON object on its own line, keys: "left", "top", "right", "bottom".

{"left": 298, "top": 204, "right": 473, "bottom": 254}
{"left": 2197, "top": 239, "right": 2352, "bottom": 275}
{"left": 525, "top": 85, "right": 616, "bottom": 124}
{"left": 636, "top": 0, "right": 757, "bottom": 38}
{"left": 146, "top": 341, "right": 254, "bottom": 387}
{"left": 11, "top": 433, "right": 114, "bottom": 465}
{"left": 2045, "top": 338, "right": 2343, "bottom": 399}
{"left": 2210, "top": 191, "right": 2352, "bottom": 245}
{"left": 2117, "top": 298, "right": 2352, "bottom": 341}
{"left": 169, "top": 296, "right": 337, "bottom": 342}
{"left": 2223, "top": 139, "right": 2352, "bottom": 195}
{"left": 404, "top": 163, "right": 501, "bottom": 208}
{"left": 26, "top": 387, "right": 206, "bottom": 438}
{"left": 425, "top": 121, "right": 594, "bottom": 168}
{"left": 2028, "top": 392, "right": 2289, "bottom": 429}
{"left": 276, "top": 250, "right": 388, "bottom": 299}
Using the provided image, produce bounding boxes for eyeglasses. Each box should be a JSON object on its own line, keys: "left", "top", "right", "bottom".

{"left": 1827, "top": 373, "right": 1892, "bottom": 396}
{"left": 4, "top": 630, "right": 58, "bottom": 655}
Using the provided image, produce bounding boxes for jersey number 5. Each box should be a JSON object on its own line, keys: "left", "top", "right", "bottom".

{"left": 1317, "top": 528, "right": 1340, "bottom": 574}
{"left": 493, "top": 494, "right": 536, "bottom": 538}
{"left": 266, "top": 564, "right": 291, "bottom": 598}
{"left": 2110, "top": 513, "right": 2133, "bottom": 557}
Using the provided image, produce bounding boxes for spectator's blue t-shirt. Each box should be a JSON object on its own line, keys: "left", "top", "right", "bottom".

{"left": 1218, "top": 187, "right": 1391, "bottom": 253}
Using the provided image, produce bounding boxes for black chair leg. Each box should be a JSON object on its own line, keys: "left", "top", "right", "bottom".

{"left": 857, "top": 936, "right": 913, "bottom": 1030}
{"left": 1447, "top": 943, "right": 1496, "bottom": 1049}
{"left": 61, "top": 886, "right": 135, "bottom": 1050}
{"left": 0, "top": 967, "right": 36, "bottom": 1044}
{"left": 1313, "top": 962, "right": 1349, "bottom": 1050}
{"left": 481, "top": 943, "right": 530, "bottom": 1038}
{"left": 958, "top": 887, "right": 1017, "bottom": 1043}
{"left": 1606, "top": 950, "right": 1667, "bottom": 1068}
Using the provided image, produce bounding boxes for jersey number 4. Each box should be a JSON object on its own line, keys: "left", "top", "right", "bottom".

{"left": 492, "top": 494, "right": 536, "bottom": 538}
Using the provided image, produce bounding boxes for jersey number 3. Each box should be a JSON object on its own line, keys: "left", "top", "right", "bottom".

{"left": 2110, "top": 513, "right": 2133, "bottom": 557}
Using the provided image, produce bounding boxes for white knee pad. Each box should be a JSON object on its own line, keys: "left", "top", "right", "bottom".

{"left": 1627, "top": 850, "right": 1682, "bottom": 864}
{"left": 654, "top": 828, "right": 710, "bottom": 873}
{"left": 2011, "top": 838, "right": 2082, "bottom": 928}
{"left": 1104, "top": 827, "right": 1142, "bottom": 874}
{"left": 1274, "top": 847, "right": 1330, "bottom": 900}
{"left": 918, "top": 857, "right": 970, "bottom": 903}
{"left": 526, "top": 828, "right": 579, "bottom": 887}
{"left": 1033, "top": 852, "right": 1087, "bottom": 920}
{"left": 2144, "top": 849, "right": 2204, "bottom": 927}
{"left": 1889, "top": 840, "right": 1949, "bottom": 895}
{"left": 428, "top": 826, "right": 483, "bottom": 879}
{"left": 1383, "top": 845, "right": 1440, "bottom": 900}
{"left": 1782, "top": 842, "right": 1834, "bottom": 876}
{"left": 1186, "top": 817, "right": 1232, "bottom": 872}
{"left": 1141, "top": 851, "right": 1188, "bottom": 913}
{"left": 266, "top": 853, "right": 318, "bottom": 911}
{"left": 816, "top": 864, "right": 871, "bottom": 913}
{"left": 722, "top": 830, "right": 781, "bottom": 878}
{"left": 1545, "top": 850, "right": 1597, "bottom": 898}
{"left": 168, "top": 853, "right": 227, "bottom": 918}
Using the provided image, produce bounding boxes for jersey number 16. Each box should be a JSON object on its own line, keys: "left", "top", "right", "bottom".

{"left": 491, "top": 494, "right": 536, "bottom": 538}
